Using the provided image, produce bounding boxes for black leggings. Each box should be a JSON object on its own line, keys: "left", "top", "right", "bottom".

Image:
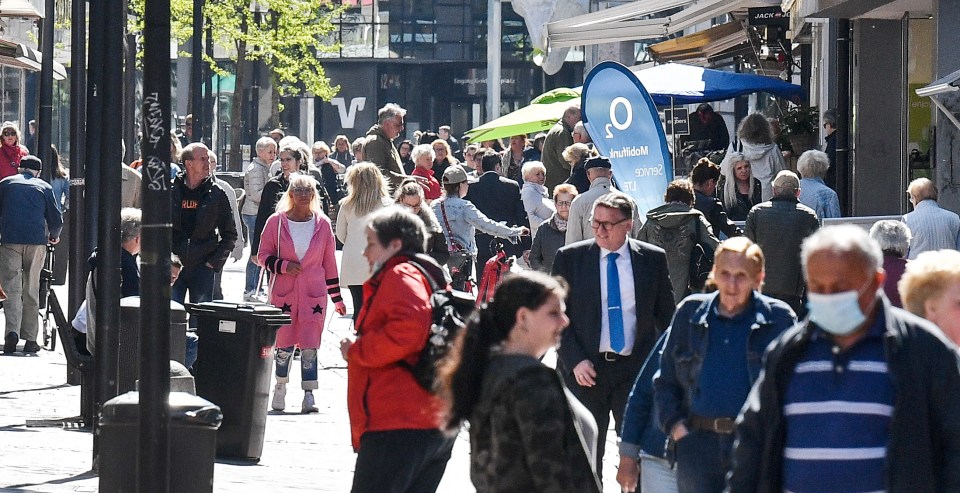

{"left": 349, "top": 285, "right": 363, "bottom": 322}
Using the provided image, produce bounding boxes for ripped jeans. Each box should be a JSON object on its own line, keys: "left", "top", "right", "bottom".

{"left": 275, "top": 346, "right": 318, "bottom": 390}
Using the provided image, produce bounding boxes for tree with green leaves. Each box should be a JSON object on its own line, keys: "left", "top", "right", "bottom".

{"left": 130, "top": 0, "right": 344, "bottom": 167}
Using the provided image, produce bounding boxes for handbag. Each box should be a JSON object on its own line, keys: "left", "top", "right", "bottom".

{"left": 255, "top": 215, "right": 283, "bottom": 299}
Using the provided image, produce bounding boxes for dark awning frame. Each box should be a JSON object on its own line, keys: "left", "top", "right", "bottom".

{"left": 916, "top": 68, "right": 960, "bottom": 132}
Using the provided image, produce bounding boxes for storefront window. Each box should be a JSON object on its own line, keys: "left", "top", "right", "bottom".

{"left": 907, "top": 17, "right": 934, "bottom": 182}
{"left": 0, "top": 67, "right": 22, "bottom": 124}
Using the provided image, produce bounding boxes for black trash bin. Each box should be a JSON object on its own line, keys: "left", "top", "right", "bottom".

{"left": 99, "top": 391, "right": 222, "bottom": 493}
{"left": 118, "top": 297, "right": 189, "bottom": 394}
{"left": 186, "top": 302, "right": 290, "bottom": 461}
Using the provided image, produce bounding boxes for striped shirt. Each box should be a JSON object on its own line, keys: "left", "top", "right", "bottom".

{"left": 903, "top": 199, "right": 960, "bottom": 259}
{"left": 782, "top": 314, "right": 894, "bottom": 493}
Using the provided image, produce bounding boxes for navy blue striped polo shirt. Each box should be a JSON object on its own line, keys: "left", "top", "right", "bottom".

{"left": 782, "top": 312, "right": 894, "bottom": 493}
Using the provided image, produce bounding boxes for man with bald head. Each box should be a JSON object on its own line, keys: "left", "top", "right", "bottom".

{"left": 728, "top": 225, "right": 960, "bottom": 492}
{"left": 903, "top": 177, "right": 960, "bottom": 259}
{"left": 542, "top": 104, "right": 581, "bottom": 193}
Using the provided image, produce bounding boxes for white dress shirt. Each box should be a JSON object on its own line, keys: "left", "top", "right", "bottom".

{"left": 599, "top": 241, "right": 638, "bottom": 355}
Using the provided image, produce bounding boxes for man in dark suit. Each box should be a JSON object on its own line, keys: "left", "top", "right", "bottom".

{"left": 552, "top": 193, "right": 675, "bottom": 478}
{"left": 465, "top": 150, "right": 530, "bottom": 285}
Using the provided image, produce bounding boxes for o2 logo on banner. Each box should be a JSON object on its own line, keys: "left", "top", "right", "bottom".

{"left": 581, "top": 61, "right": 672, "bottom": 217}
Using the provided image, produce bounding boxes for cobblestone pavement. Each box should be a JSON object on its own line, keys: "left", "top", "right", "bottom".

{"left": 0, "top": 249, "right": 621, "bottom": 492}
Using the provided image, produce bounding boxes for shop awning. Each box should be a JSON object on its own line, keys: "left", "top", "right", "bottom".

{"left": 0, "top": 0, "right": 42, "bottom": 18}
{"left": 647, "top": 20, "right": 754, "bottom": 64}
{"left": 916, "top": 67, "right": 960, "bottom": 132}
{"left": 14, "top": 43, "right": 67, "bottom": 80}
{"left": 546, "top": 0, "right": 756, "bottom": 49}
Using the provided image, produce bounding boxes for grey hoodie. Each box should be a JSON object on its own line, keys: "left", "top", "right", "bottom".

{"left": 638, "top": 202, "right": 719, "bottom": 303}
{"left": 740, "top": 140, "right": 786, "bottom": 201}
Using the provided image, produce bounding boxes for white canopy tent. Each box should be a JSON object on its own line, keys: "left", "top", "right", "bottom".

{"left": 545, "top": 0, "right": 775, "bottom": 49}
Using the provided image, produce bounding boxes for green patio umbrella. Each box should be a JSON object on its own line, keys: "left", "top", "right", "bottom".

{"left": 465, "top": 87, "right": 581, "bottom": 143}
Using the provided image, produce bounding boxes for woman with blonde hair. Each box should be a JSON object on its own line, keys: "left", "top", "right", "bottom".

{"left": 431, "top": 139, "right": 459, "bottom": 179}
{"left": 259, "top": 174, "right": 346, "bottom": 412}
{"left": 336, "top": 162, "right": 392, "bottom": 319}
{"left": 0, "top": 121, "right": 28, "bottom": 180}
{"left": 899, "top": 249, "right": 960, "bottom": 344}
{"left": 394, "top": 179, "right": 448, "bottom": 265}
{"left": 717, "top": 151, "right": 762, "bottom": 221}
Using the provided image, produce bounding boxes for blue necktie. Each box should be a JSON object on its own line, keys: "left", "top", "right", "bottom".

{"left": 607, "top": 252, "right": 625, "bottom": 353}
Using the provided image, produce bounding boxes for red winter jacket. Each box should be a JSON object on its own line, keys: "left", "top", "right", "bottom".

{"left": 346, "top": 254, "right": 443, "bottom": 451}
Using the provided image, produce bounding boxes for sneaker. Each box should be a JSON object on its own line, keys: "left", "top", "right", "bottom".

{"left": 243, "top": 292, "right": 265, "bottom": 303}
{"left": 271, "top": 383, "right": 286, "bottom": 411}
{"left": 3, "top": 332, "right": 18, "bottom": 354}
{"left": 22, "top": 341, "right": 41, "bottom": 354}
{"left": 302, "top": 391, "right": 318, "bottom": 414}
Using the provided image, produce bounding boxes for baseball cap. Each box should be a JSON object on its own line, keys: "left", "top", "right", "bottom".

{"left": 772, "top": 170, "right": 800, "bottom": 190}
{"left": 584, "top": 156, "right": 612, "bottom": 170}
{"left": 442, "top": 165, "right": 476, "bottom": 185}
{"left": 19, "top": 155, "right": 42, "bottom": 171}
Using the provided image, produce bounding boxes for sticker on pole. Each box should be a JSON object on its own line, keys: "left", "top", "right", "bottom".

{"left": 581, "top": 61, "right": 673, "bottom": 217}
{"left": 260, "top": 346, "right": 273, "bottom": 359}
{"left": 218, "top": 320, "right": 236, "bottom": 333}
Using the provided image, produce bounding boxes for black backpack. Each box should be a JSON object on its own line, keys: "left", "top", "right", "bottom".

{"left": 401, "top": 259, "right": 477, "bottom": 392}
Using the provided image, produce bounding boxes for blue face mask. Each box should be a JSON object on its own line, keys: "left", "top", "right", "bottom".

{"left": 806, "top": 279, "right": 874, "bottom": 336}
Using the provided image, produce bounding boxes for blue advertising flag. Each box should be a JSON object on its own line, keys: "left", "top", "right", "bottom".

{"left": 581, "top": 61, "right": 672, "bottom": 217}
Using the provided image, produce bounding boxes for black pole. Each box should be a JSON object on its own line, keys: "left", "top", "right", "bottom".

{"left": 86, "top": 0, "right": 104, "bottom": 468}
{"left": 191, "top": 0, "right": 204, "bottom": 144}
{"left": 123, "top": 34, "right": 137, "bottom": 164}
{"left": 68, "top": 0, "right": 87, "bottom": 325}
{"left": 36, "top": 0, "right": 54, "bottom": 182}
{"left": 140, "top": 0, "right": 173, "bottom": 482}
{"left": 836, "top": 19, "right": 851, "bottom": 215}
{"left": 250, "top": 10, "right": 262, "bottom": 144}
{"left": 204, "top": 21, "right": 214, "bottom": 149}
{"left": 67, "top": 0, "right": 87, "bottom": 398}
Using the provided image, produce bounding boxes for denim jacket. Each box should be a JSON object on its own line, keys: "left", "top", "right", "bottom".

{"left": 432, "top": 195, "right": 522, "bottom": 255}
{"left": 653, "top": 291, "right": 796, "bottom": 434}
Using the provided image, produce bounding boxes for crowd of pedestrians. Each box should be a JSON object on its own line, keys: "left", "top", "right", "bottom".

{"left": 5, "top": 97, "right": 960, "bottom": 493}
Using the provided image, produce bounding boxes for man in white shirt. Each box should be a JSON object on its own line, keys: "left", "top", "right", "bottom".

{"left": 551, "top": 193, "right": 675, "bottom": 479}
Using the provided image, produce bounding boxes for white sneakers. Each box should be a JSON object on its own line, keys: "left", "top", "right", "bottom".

{"left": 243, "top": 292, "right": 266, "bottom": 303}
{"left": 271, "top": 383, "right": 287, "bottom": 411}
{"left": 302, "top": 391, "right": 318, "bottom": 414}
{"left": 273, "top": 383, "right": 319, "bottom": 414}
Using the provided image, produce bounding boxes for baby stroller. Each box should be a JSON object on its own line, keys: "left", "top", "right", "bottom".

{"left": 477, "top": 240, "right": 514, "bottom": 306}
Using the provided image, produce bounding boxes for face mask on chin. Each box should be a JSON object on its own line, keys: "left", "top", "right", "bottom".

{"left": 806, "top": 278, "right": 875, "bottom": 336}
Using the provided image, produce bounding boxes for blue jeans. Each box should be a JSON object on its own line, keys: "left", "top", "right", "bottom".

{"left": 641, "top": 454, "right": 679, "bottom": 493}
{"left": 275, "top": 346, "right": 318, "bottom": 390}
{"left": 172, "top": 263, "right": 215, "bottom": 329}
{"left": 242, "top": 214, "right": 261, "bottom": 294}
{"left": 675, "top": 430, "right": 735, "bottom": 493}
{"left": 185, "top": 331, "right": 199, "bottom": 369}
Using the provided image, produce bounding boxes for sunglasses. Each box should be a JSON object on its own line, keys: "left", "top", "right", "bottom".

{"left": 2, "top": 131, "right": 15, "bottom": 137}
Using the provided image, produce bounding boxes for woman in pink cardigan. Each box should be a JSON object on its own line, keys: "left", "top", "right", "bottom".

{"left": 259, "top": 173, "right": 346, "bottom": 413}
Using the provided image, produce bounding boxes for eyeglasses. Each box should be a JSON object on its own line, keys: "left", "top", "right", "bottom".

{"left": 433, "top": 147, "right": 446, "bottom": 152}
{"left": 291, "top": 187, "right": 314, "bottom": 196}
{"left": 591, "top": 217, "right": 629, "bottom": 231}
{"left": 555, "top": 200, "right": 573, "bottom": 207}
{"left": 1, "top": 131, "right": 15, "bottom": 137}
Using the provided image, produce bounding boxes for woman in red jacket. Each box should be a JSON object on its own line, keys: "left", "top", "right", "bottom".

{"left": 0, "top": 122, "right": 29, "bottom": 180}
{"left": 340, "top": 206, "right": 454, "bottom": 493}
{"left": 258, "top": 173, "right": 346, "bottom": 413}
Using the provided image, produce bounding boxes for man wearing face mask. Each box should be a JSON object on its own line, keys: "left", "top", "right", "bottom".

{"left": 728, "top": 225, "right": 960, "bottom": 493}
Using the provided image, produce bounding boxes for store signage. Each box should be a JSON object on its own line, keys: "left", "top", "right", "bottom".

{"left": 749, "top": 7, "right": 788, "bottom": 26}
{"left": 331, "top": 97, "right": 367, "bottom": 130}
{"left": 662, "top": 108, "right": 689, "bottom": 135}
{"left": 581, "top": 61, "right": 672, "bottom": 217}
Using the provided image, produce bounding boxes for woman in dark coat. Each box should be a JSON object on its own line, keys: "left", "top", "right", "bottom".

{"left": 438, "top": 271, "right": 602, "bottom": 493}
{"left": 691, "top": 157, "right": 741, "bottom": 239}
{"left": 530, "top": 184, "right": 578, "bottom": 273}
{"left": 394, "top": 179, "right": 449, "bottom": 265}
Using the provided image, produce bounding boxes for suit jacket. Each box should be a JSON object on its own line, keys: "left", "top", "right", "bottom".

{"left": 465, "top": 171, "right": 530, "bottom": 256}
{"left": 551, "top": 239, "right": 675, "bottom": 380}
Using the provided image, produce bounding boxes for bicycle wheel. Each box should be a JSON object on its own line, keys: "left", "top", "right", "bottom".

{"left": 42, "top": 305, "right": 57, "bottom": 351}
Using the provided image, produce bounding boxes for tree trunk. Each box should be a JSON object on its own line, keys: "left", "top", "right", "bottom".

{"left": 228, "top": 17, "right": 248, "bottom": 172}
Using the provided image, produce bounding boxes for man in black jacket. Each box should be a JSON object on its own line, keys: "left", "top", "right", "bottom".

{"left": 171, "top": 142, "right": 238, "bottom": 313}
{"left": 728, "top": 225, "right": 960, "bottom": 493}
{"left": 464, "top": 151, "right": 529, "bottom": 285}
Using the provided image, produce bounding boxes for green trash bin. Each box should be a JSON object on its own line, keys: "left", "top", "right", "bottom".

{"left": 98, "top": 391, "right": 222, "bottom": 493}
{"left": 186, "top": 302, "right": 290, "bottom": 461}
